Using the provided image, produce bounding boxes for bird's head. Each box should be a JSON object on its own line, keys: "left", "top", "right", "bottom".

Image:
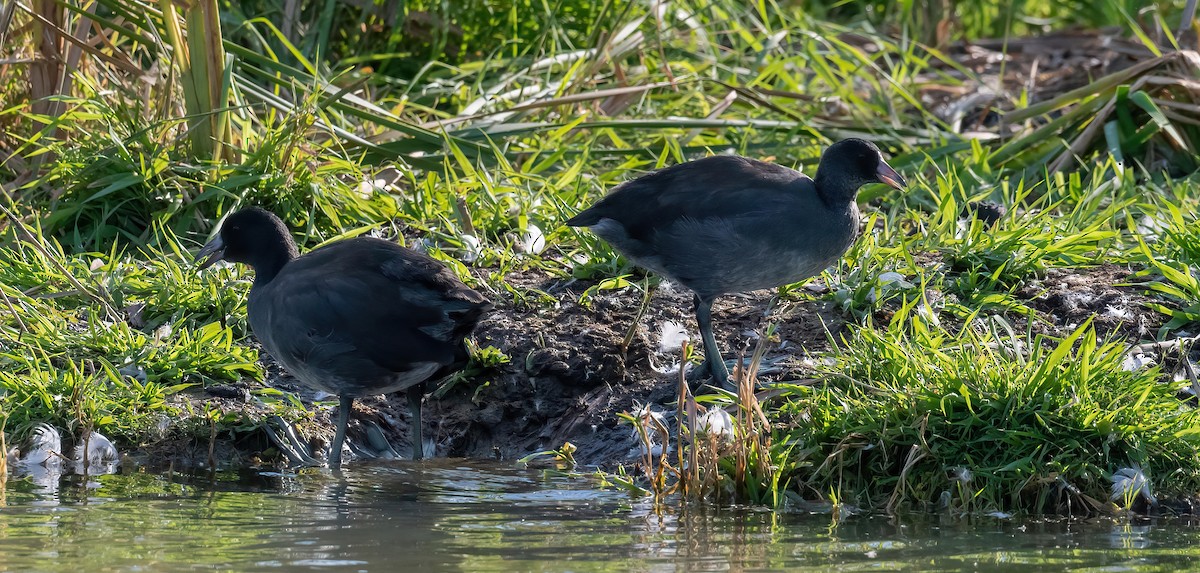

{"left": 815, "top": 138, "right": 907, "bottom": 202}
{"left": 196, "top": 207, "right": 298, "bottom": 280}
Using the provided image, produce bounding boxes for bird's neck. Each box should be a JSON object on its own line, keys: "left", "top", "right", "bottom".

{"left": 814, "top": 172, "right": 860, "bottom": 207}
{"left": 250, "top": 241, "right": 299, "bottom": 286}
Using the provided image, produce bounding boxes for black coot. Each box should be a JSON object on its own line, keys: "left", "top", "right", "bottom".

{"left": 197, "top": 208, "right": 491, "bottom": 465}
{"left": 566, "top": 139, "right": 906, "bottom": 387}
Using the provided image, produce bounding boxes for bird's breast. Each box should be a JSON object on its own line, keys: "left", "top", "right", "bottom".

{"left": 692, "top": 203, "right": 860, "bottom": 294}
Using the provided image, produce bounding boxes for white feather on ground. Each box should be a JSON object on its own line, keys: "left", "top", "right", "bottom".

{"left": 696, "top": 407, "right": 733, "bottom": 440}
{"left": 657, "top": 320, "right": 691, "bottom": 354}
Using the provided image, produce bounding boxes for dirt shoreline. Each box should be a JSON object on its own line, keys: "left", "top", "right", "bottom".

{"left": 141, "top": 261, "right": 1168, "bottom": 470}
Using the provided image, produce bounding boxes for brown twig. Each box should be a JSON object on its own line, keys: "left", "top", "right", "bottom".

{"left": 0, "top": 283, "right": 29, "bottom": 339}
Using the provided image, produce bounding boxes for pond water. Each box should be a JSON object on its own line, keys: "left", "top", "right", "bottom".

{"left": 1, "top": 459, "right": 1199, "bottom": 572}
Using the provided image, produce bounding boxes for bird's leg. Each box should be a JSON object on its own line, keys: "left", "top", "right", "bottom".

{"left": 407, "top": 384, "right": 425, "bottom": 461}
{"left": 691, "top": 294, "right": 731, "bottom": 390}
{"left": 330, "top": 395, "right": 353, "bottom": 467}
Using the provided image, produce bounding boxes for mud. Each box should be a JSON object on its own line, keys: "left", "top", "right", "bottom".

{"left": 199, "top": 268, "right": 850, "bottom": 469}
{"left": 428, "top": 272, "right": 849, "bottom": 467}
{"left": 1018, "top": 264, "right": 1162, "bottom": 339}
{"left": 139, "top": 256, "right": 1189, "bottom": 473}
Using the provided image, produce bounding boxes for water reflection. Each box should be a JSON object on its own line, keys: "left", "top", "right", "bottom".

{"left": 0, "top": 460, "right": 1198, "bottom": 572}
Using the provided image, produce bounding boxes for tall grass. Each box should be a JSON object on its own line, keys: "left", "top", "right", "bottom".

{"left": 160, "top": 0, "right": 233, "bottom": 162}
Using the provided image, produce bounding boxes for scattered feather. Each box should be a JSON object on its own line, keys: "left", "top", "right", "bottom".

{"left": 12, "top": 424, "right": 65, "bottom": 495}
{"left": 657, "top": 280, "right": 681, "bottom": 295}
{"left": 153, "top": 323, "right": 173, "bottom": 341}
{"left": 648, "top": 358, "right": 683, "bottom": 376}
{"left": 1135, "top": 215, "right": 1168, "bottom": 241}
{"left": 356, "top": 175, "right": 399, "bottom": 199}
{"left": 519, "top": 224, "right": 546, "bottom": 255}
{"left": 657, "top": 320, "right": 690, "bottom": 353}
{"left": 19, "top": 424, "right": 63, "bottom": 468}
{"left": 1104, "top": 306, "right": 1132, "bottom": 320}
{"left": 630, "top": 403, "right": 668, "bottom": 431}
{"left": 696, "top": 407, "right": 733, "bottom": 439}
{"left": 413, "top": 237, "right": 436, "bottom": 253}
{"left": 72, "top": 431, "right": 120, "bottom": 475}
{"left": 628, "top": 403, "right": 670, "bottom": 457}
{"left": 950, "top": 466, "right": 973, "bottom": 484}
{"left": 459, "top": 234, "right": 482, "bottom": 263}
{"left": 1110, "top": 467, "right": 1157, "bottom": 506}
{"left": 1122, "top": 352, "right": 1156, "bottom": 372}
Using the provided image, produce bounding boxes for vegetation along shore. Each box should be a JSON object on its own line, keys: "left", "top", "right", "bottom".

{"left": 3, "top": 0, "right": 1200, "bottom": 516}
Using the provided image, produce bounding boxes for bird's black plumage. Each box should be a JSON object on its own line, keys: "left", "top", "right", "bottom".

{"left": 197, "top": 208, "right": 491, "bottom": 465}
{"left": 566, "top": 138, "right": 906, "bottom": 387}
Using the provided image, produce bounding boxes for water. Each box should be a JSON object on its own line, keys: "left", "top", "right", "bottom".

{"left": 1, "top": 460, "right": 1199, "bottom": 572}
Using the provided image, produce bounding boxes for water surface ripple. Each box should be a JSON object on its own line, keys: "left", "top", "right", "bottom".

{"left": 1, "top": 459, "right": 1198, "bottom": 572}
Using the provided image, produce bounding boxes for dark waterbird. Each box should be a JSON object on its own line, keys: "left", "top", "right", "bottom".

{"left": 566, "top": 138, "right": 906, "bottom": 387}
{"left": 196, "top": 208, "right": 491, "bottom": 466}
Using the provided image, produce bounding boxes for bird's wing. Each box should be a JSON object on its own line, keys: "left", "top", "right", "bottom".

{"left": 375, "top": 244, "right": 492, "bottom": 338}
{"left": 566, "top": 155, "right": 817, "bottom": 243}
{"left": 252, "top": 239, "right": 490, "bottom": 379}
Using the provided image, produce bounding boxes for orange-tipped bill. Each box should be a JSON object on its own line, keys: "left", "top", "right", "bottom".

{"left": 876, "top": 162, "right": 907, "bottom": 190}
{"left": 196, "top": 236, "right": 225, "bottom": 270}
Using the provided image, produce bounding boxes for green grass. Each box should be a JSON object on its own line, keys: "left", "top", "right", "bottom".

{"left": 784, "top": 309, "right": 1200, "bottom": 514}
{"left": 3, "top": 0, "right": 1200, "bottom": 514}
{"left": 0, "top": 212, "right": 261, "bottom": 445}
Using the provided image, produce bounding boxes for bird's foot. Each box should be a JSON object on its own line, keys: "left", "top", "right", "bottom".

{"left": 685, "top": 356, "right": 789, "bottom": 393}
{"left": 264, "top": 415, "right": 323, "bottom": 468}
{"left": 741, "top": 355, "right": 788, "bottom": 376}
{"left": 685, "top": 359, "right": 733, "bottom": 393}
{"left": 347, "top": 420, "right": 404, "bottom": 460}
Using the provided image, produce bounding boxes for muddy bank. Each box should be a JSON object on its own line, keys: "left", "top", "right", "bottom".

{"left": 431, "top": 271, "right": 850, "bottom": 467}
{"left": 167, "top": 269, "right": 849, "bottom": 469}
{"left": 138, "top": 257, "right": 1194, "bottom": 474}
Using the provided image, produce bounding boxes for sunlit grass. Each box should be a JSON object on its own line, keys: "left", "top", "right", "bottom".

{"left": 0, "top": 215, "right": 262, "bottom": 446}
{"left": 1, "top": 0, "right": 1200, "bottom": 513}
{"left": 785, "top": 307, "right": 1200, "bottom": 514}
